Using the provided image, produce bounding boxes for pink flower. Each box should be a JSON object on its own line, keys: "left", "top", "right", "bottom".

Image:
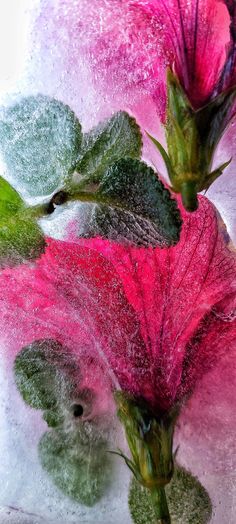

{"left": 34, "top": 1, "right": 236, "bottom": 218}
{"left": 0, "top": 196, "right": 235, "bottom": 415}
{"left": 41, "top": 0, "right": 235, "bottom": 118}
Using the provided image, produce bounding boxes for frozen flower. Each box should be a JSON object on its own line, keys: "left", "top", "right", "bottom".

{"left": 0, "top": 195, "right": 235, "bottom": 414}
{"left": 35, "top": 1, "right": 236, "bottom": 213}
{"left": 0, "top": 194, "right": 235, "bottom": 517}
{"left": 56, "top": 0, "right": 235, "bottom": 114}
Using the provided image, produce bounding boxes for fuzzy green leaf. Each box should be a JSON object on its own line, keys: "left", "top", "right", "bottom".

{"left": 79, "top": 158, "right": 182, "bottom": 248}
{"left": 14, "top": 339, "right": 81, "bottom": 411}
{"left": 39, "top": 428, "right": 111, "bottom": 506}
{"left": 0, "top": 216, "right": 46, "bottom": 269}
{"left": 0, "top": 176, "right": 23, "bottom": 216}
{"left": 129, "top": 465, "right": 212, "bottom": 524}
{"left": 0, "top": 95, "right": 82, "bottom": 196}
{"left": 76, "top": 111, "right": 142, "bottom": 182}
{"left": 0, "top": 177, "right": 46, "bottom": 267}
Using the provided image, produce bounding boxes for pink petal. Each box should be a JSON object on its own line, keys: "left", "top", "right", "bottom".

{"left": 37, "top": 0, "right": 231, "bottom": 117}
{"left": 0, "top": 197, "right": 235, "bottom": 413}
{"left": 215, "top": 0, "right": 236, "bottom": 94}
{"left": 72, "top": 196, "right": 236, "bottom": 409}
{"left": 0, "top": 241, "right": 152, "bottom": 403}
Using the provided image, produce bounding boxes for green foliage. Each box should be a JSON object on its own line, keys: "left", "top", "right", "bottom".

{"left": 76, "top": 111, "right": 142, "bottom": 182}
{"left": 79, "top": 158, "right": 182, "bottom": 247}
{"left": 0, "top": 176, "right": 23, "bottom": 215}
{"left": 150, "top": 69, "right": 234, "bottom": 211}
{"left": 14, "top": 339, "right": 80, "bottom": 411}
{"left": 129, "top": 465, "right": 212, "bottom": 524}
{"left": 0, "top": 176, "right": 45, "bottom": 267}
{"left": 39, "top": 428, "right": 111, "bottom": 506}
{"left": 0, "top": 95, "right": 82, "bottom": 196}
{"left": 14, "top": 339, "right": 112, "bottom": 507}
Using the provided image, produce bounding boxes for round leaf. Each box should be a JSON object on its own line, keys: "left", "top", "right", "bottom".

{"left": 39, "top": 428, "right": 111, "bottom": 506}
{"left": 14, "top": 339, "right": 80, "bottom": 410}
{"left": 0, "top": 95, "right": 82, "bottom": 196}
{"left": 79, "top": 158, "right": 182, "bottom": 248}
{"left": 0, "top": 216, "right": 46, "bottom": 269}
{"left": 0, "top": 176, "right": 23, "bottom": 217}
{"left": 76, "top": 111, "right": 142, "bottom": 181}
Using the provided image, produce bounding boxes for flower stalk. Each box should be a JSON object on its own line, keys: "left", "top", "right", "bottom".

{"left": 149, "top": 69, "right": 235, "bottom": 211}
{"left": 150, "top": 486, "right": 171, "bottom": 523}
{"left": 115, "top": 392, "right": 179, "bottom": 523}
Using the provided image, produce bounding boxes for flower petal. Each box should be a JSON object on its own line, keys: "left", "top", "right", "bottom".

{"left": 215, "top": 0, "right": 236, "bottom": 94}
{"left": 0, "top": 198, "right": 235, "bottom": 413}
{"left": 38, "top": 0, "right": 231, "bottom": 116}
{"left": 75, "top": 196, "right": 236, "bottom": 409}
{"left": 0, "top": 240, "right": 152, "bottom": 403}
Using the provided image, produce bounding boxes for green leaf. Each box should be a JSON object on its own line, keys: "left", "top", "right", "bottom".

{"left": 39, "top": 428, "right": 111, "bottom": 506}
{"left": 79, "top": 158, "right": 182, "bottom": 248}
{"left": 76, "top": 111, "right": 142, "bottom": 182}
{"left": 0, "top": 176, "right": 46, "bottom": 268}
{"left": 0, "top": 176, "right": 23, "bottom": 217}
{"left": 15, "top": 339, "right": 113, "bottom": 507}
{"left": 14, "top": 339, "right": 81, "bottom": 411}
{"left": 129, "top": 465, "right": 212, "bottom": 524}
{"left": 0, "top": 216, "right": 46, "bottom": 268}
{"left": 0, "top": 95, "right": 82, "bottom": 196}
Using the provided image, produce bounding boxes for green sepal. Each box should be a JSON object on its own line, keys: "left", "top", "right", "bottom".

{"left": 200, "top": 158, "right": 232, "bottom": 192}
{"left": 146, "top": 132, "right": 174, "bottom": 183}
{"left": 166, "top": 69, "right": 193, "bottom": 129}
{"left": 154, "top": 70, "right": 235, "bottom": 211}
{"left": 115, "top": 392, "right": 178, "bottom": 490}
{"left": 166, "top": 70, "right": 199, "bottom": 182}
{"left": 39, "top": 428, "right": 111, "bottom": 506}
{"left": 0, "top": 95, "right": 82, "bottom": 196}
{"left": 109, "top": 449, "right": 142, "bottom": 482}
{"left": 195, "top": 88, "right": 236, "bottom": 162}
{"left": 129, "top": 465, "right": 212, "bottom": 524}
{"left": 75, "top": 111, "right": 142, "bottom": 184}
{"left": 76, "top": 158, "right": 182, "bottom": 248}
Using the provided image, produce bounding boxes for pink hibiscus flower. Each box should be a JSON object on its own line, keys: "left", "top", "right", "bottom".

{"left": 38, "top": 0, "right": 235, "bottom": 116}
{"left": 34, "top": 0, "right": 236, "bottom": 218}
{"left": 0, "top": 196, "right": 235, "bottom": 415}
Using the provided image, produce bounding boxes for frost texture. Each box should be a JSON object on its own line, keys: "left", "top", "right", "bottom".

{"left": 0, "top": 196, "right": 235, "bottom": 414}
{"left": 0, "top": 198, "right": 234, "bottom": 524}
{"left": 76, "top": 111, "right": 142, "bottom": 180}
{"left": 0, "top": 2, "right": 235, "bottom": 523}
{"left": 0, "top": 95, "right": 82, "bottom": 196}
{"left": 80, "top": 158, "right": 182, "bottom": 248}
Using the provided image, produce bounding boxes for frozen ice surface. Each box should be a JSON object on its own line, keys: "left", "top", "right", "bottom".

{"left": 0, "top": 362, "right": 132, "bottom": 524}
{"left": 0, "top": 1, "right": 235, "bottom": 524}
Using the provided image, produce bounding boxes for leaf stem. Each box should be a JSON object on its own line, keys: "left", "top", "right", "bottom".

{"left": 27, "top": 189, "right": 128, "bottom": 219}
{"left": 150, "top": 486, "right": 171, "bottom": 524}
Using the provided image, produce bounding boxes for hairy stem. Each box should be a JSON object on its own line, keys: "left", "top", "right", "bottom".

{"left": 150, "top": 486, "right": 171, "bottom": 524}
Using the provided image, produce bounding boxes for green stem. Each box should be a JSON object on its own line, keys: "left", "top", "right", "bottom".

{"left": 27, "top": 188, "right": 128, "bottom": 220}
{"left": 150, "top": 486, "right": 171, "bottom": 524}
{"left": 24, "top": 203, "right": 50, "bottom": 220}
